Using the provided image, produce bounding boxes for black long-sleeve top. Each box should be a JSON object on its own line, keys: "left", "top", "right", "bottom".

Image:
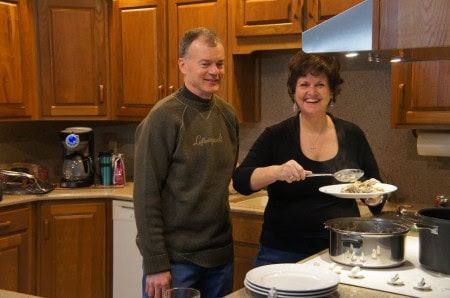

{"left": 232, "top": 113, "right": 384, "bottom": 254}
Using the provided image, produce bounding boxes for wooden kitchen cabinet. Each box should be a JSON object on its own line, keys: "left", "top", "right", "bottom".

{"left": 110, "top": 0, "right": 166, "bottom": 120}
{"left": 0, "top": 0, "right": 38, "bottom": 120}
{"left": 232, "top": 0, "right": 303, "bottom": 37}
{"left": 231, "top": 211, "right": 263, "bottom": 291}
{"left": 37, "top": 200, "right": 109, "bottom": 298}
{"left": 379, "top": 0, "right": 450, "bottom": 51}
{"left": 0, "top": 204, "right": 35, "bottom": 295}
{"left": 110, "top": 0, "right": 228, "bottom": 120}
{"left": 391, "top": 60, "right": 450, "bottom": 129}
{"left": 37, "top": 0, "right": 109, "bottom": 119}
{"left": 305, "top": 0, "right": 363, "bottom": 28}
{"left": 229, "top": 0, "right": 302, "bottom": 54}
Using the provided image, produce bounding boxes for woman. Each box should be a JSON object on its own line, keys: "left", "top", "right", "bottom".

{"left": 232, "top": 50, "right": 385, "bottom": 267}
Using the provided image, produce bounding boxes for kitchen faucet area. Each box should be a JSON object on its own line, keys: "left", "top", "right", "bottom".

{"left": 1, "top": 0, "right": 449, "bottom": 297}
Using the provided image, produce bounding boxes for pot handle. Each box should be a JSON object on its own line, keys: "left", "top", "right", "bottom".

{"left": 397, "top": 208, "right": 439, "bottom": 235}
{"left": 413, "top": 223, "right": 439, "bottom": 235}
{"left": 342, "top": 236, "right": 363, "bottom": 248}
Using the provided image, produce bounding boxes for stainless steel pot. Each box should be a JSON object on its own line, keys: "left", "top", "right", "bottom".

{"left": 324, "top": 217, "right": 410, "bottom": 268}
{"left": 417, "top": 208, "right": 450, "bottom": 275}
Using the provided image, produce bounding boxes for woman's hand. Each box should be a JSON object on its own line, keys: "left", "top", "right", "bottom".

{"left": 277, "top": 159, "right": 312, "bottom": 183}
{"left": 363, "top": 196, "right": 385, "bottom": 206}
{"left": 250, "top": 160, "right": 312, "bottom": 190}
{"left": 361, "top": 178, "right": 386, "bottom": 206}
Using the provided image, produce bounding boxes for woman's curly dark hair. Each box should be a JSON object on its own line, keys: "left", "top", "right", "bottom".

{"left": 287, "top": 51, "right": 344, "bottom": 104}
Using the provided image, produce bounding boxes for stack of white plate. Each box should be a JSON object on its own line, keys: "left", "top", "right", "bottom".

{"left": 244, "top": 263, "right": 339, "bottom": 297}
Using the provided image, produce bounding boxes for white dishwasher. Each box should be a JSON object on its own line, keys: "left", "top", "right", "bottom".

{"left": 113, "top": 200, "right": 142, "bottom": 298}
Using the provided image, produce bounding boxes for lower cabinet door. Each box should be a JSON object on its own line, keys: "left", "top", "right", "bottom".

{"left": 38, "top": 201, "right": 107, "bottom": 298}
{"left": 0, "top": 233, "right": 32, "bottom": 293}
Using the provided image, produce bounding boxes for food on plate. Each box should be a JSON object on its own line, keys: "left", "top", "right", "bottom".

{"left": 341, "top": 179, "right": 384, "bottom": 193}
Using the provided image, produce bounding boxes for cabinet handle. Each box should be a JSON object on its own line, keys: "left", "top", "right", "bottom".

{"left": 168, "top": 85, "right": 174, "bottom": 95}
{"left": 0, "top": 220, "right": 11, "bottom": 229}
{"left": 398, "top": 83, "right": 405, "bottom": 109}
{"left": 99, "top": 84, "right": 104, "bottom": 103}
{"left": 158, "top": 85, "right": 164, "bottom": 100}
{"left": 44, "top": 219, "right": 49, "bottom": 239}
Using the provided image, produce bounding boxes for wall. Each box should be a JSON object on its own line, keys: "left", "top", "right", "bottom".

{"left": 0, "top": 121, "right": 138, "bottom": 185}
{"left": 1, "top": 50, "right": 449, "bottom": 204}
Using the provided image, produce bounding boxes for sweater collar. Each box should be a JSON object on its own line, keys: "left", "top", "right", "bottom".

{"left": 179, "top": 86, "right": 215, "bottom": 110}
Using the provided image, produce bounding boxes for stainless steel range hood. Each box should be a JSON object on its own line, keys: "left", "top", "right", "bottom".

{"left": 302, "top": 0, "right": 450, "bottom": 61}
{"left": 303, "top": 1, "right": 374, "bottom": 53}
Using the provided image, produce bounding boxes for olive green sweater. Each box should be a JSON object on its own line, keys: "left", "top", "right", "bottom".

{"left": 133, "top": 87, "right": 239, "bottom": 275}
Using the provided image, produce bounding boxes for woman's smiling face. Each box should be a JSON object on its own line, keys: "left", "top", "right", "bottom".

{"left": 295, "top": 72, "right": 332, "bottom": 115}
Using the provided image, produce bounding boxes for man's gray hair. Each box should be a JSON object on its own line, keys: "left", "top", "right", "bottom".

{"left": 179, "top": 27, "right": 222, "bottom": 58}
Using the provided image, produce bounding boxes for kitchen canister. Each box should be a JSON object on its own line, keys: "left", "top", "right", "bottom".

{"left": 99, "top": 151, "right": 113, "bottom": 185}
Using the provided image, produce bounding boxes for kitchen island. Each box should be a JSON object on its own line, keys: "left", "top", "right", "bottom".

{"left": 225, "top": 279, "right": 411, "bottom": 298}
{"left": 225, "top": 250, "right": 411, "bottom": 298}
{"left": 1, "top": 184, "right": 432, "bottom": 298}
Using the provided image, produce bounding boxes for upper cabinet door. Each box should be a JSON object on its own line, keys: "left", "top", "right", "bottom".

{"left": 391, "top": 60, "right": 450, "bottom": 128}
{"left": 38, "top": 0, "right": 109, "bottom": 119}
{"left": 0, "top": 0, "right": 38, "bottom": 120}
{"left": 380, "top": 0, "right": 450, "bottom": 50}
{"left": 305, "top": 0, "right": 363, "bottom": 28}
{"left": 167, "top": 0, "right": 228, "bottom": 99}
{"left": 233, "top": 0, "right": 303, "bottom": 36}
{"left": 110, "top": 0, "right": 166, "bottom": 120}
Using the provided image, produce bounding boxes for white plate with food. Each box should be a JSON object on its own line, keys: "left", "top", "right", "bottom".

{"left": 319, "top": 180, "right": 397, "bottom": 199}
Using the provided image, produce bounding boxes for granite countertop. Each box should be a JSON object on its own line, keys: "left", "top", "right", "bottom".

{"left": 1, "top": 183, "right": 425, "bottom": 215}
{"left": 0, "top": 184, "right": 265, "bottom": 213}
{"left": 0, "top": 290, "right": 42, "bottom": 298}
{"left": 0, "top": 183, "right": 134, "bottom": 208}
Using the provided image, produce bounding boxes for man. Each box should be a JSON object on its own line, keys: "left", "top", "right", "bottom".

{"left": 133, "top": 27, "right": 239, "bottom": 298}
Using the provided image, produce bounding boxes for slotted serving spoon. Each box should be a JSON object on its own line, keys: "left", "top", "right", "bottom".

{"left": 307, "top": 169, "right": 364, "bottom": 183}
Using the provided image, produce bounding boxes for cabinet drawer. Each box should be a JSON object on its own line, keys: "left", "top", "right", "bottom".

{"left": 0, "top": 206, "right": 30, "bottom": 235}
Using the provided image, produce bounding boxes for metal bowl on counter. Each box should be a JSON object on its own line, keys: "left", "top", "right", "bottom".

{"left": 324, "top": 217, "right": 410, "bottom": 268}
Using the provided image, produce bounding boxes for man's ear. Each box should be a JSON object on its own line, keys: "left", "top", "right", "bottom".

{"left": 178, "top": 58, "right": 186, "bottom": 74}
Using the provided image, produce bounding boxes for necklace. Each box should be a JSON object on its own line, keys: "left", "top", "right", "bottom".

{"left": 301, "top": 116, "right": 328, "bottom": 151}
{"left": 309, "top": 133, "right": 321, "bottom": 151}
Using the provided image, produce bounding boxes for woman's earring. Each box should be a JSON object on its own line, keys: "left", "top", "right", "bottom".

{"left": 293, "top": 102, "right": 298, "bottom": 112}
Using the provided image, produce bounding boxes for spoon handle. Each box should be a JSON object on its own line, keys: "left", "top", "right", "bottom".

{"left": 306, "top": 173, "right": 333, "bottom": 177}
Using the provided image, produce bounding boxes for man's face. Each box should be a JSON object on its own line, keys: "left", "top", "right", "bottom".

{"left": 178, "top": 38, "right": 225, "bottom": 99}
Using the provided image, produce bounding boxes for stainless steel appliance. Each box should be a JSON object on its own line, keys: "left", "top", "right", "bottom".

{"left": 60, "top": 127, "right": 95, "bottom": 188}
{"left": 113, "top": 200, "right": 142, "bottom": 298}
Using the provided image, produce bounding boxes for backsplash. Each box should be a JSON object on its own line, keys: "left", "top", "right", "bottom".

{"left": 1, "top": 50, "right": 449, "bottom": 205}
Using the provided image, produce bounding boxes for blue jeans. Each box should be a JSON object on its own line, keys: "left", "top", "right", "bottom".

{"left": 253, "top": 244, "right": 310, "bottom": 268}
{"left": 142, "top": 261, "right": 234, "bottom": 298}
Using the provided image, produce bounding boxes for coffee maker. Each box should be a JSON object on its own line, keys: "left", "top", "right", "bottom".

{"left": 60, "top": 127, "right": 95, "bottom": 188}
